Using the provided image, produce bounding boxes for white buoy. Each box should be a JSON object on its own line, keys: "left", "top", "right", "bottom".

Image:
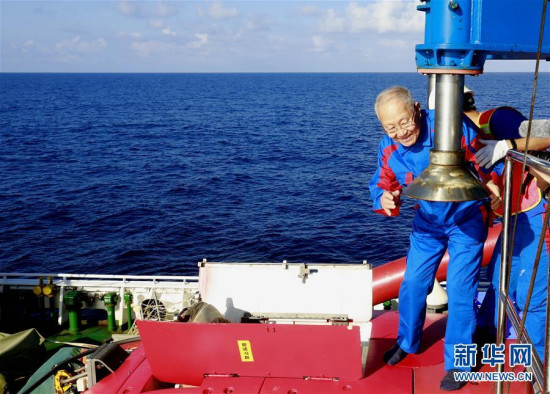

{"left": 426, "top": 279, "right": 448, "bottom": 313}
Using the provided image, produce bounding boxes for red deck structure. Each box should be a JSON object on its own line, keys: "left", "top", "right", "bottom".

{"left": 89, "top": 308, "right": 532, "bottom": 393}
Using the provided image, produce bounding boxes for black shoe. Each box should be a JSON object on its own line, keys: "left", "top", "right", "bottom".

{"left": 383, "top": 342, "right": 408, "bottom": 365}
{"left": 440, "top": 369, "right": 467, "bottom": 391}
{"left": 474, "top": 326, "right": 496, "bottom": 347}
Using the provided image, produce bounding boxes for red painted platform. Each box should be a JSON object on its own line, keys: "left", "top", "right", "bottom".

{"left": 370, "top": 310, "right": 533, "bottom": 394}
{"left": 88, "top": 312, "right": 534, "bottom": 393}
{"left": 138, "top": 320, "right": 364, "bottom": 385}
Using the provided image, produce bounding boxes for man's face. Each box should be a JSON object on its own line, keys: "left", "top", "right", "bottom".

{"left": 378, "top": 100, "right": 420, "bottom": 147}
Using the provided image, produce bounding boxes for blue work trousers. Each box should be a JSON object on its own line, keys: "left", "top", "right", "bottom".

{"left": 397, "top": 209, "right": 487, "bottom": 371}
{"left": 478, "top": 211, "right": 548, "bottom": 360}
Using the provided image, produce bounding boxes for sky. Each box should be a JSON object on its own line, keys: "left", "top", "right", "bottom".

{"left": 1, "top": 0, "right": 549, "bottom": 73}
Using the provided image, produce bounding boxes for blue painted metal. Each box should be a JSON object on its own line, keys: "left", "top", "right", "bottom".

{"left": 416, "top": 0, "right": 550, "bottom": 72}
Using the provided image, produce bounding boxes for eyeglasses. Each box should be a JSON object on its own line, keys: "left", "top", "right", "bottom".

{"left": 383, "top": 110, "right": 417, "bottom": 136}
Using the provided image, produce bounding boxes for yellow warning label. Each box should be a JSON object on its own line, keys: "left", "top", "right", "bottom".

{"left": 237, "top": 340, "right": 254, "bottom": 362}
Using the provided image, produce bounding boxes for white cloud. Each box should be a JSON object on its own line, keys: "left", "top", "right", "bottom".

{"left": 19, "top": 39, "right": 51, "bottom": 54}
{"left": 347, "top": 1, "right": 423, "bottom": 34}
{"left": 209, "top": 1, "right": 238, "bottom": 20}
{"left": 245, "top": 20, "right": 260, "bottom": 31}
{"left": 55, "top": 36, "right": 107, "bottom": 54}
{"left": 299, "top": 6, "right": 321, "bottom": 16}
{"left": 245, "top": 14, "right": 275, "bottom": 32}
{"left": 245, "top": 20, "right": 264, "bottom": 31}
{"left": 312, "top": 35, "right": 330, "bottom": 52}
{"left": 13, "top": 37, "right": 107, "bottom": 57}
{"left": 131, "top": 40, "right": 177, "bottom": 57}
{"left": 149, "top": 20, "right": 164, "bottom": 29}
{"left": 130, "top": 33, "right": 205, "bottom": 57}
{"left": 149, "top": 20, "right": 176, "bottom": 36}
{"left": 267, "top": 34, "right": 284, "bottom": 44}
{"left": 233, "top": 29, "right": 243, "bottom": 40}
{"left": 161, "top": 28, "right": 176, "bottom": 37}
{"left": 319, "top": 9, "right": 345, "bottom": 33}
{"left": 117, "top": 0, "right": 177, "bottom": 18}
{"left": 156, "top": 1, "right": 178, "bottom": 18}
{"left": 196, "top": 5, "right": 204, "bottom": 17}
{"left": 378, "top": 38, "right": 409, "bottom": 48}
{"left": 188, "top": 33, "right": 208, "bottom": 49}
{"left": 117, "top": 31, "right": 143, "bottom": 39}
{"left": 117, "top": 1, "right": 140, "bottom": 17}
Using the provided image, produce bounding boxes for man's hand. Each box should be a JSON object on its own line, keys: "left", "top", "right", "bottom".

{"left": 475, "top": 139, "right": 511, "bottom": 169}
{"left": 485, "top": 180, "right": 502, "bottom": 211}
{"left": 381, "top": 189, "right": 402, "bottom": 215}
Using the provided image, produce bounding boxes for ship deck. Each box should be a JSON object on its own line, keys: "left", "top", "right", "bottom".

{"left": 88, "top": 311, "right": 533, "bottom": 394}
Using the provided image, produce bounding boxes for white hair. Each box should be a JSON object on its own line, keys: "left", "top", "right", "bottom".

{"left": 374, "top": 86, "right": 415, "bottom": 119}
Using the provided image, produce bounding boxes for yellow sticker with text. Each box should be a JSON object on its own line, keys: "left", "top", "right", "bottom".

{"left": 237, "top": 340, "right": 254, "bottom": 362}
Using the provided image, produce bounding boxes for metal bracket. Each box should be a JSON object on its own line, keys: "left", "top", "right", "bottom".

{"left": 298, "top": 264, "right": 310, "bottom": 283}
{"left": 198, "top": 258, "right": 208, "bottom": 268}
{"left": 303, "top": 376, "right": 340, "bottom": 381}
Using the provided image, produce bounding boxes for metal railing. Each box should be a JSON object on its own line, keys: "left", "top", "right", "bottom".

{"left": 0, "top": 272, "right": 200, "bottom": 327}
{"left": 497, "top": 150, "right": 550, "bottom": 394}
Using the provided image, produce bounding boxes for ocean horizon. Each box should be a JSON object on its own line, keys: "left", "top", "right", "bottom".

{"left": 1, "top": 72, "right": 549, "bottom": 275}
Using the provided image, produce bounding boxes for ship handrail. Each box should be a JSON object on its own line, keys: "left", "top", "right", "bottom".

{"left": 0, "top": 272, "right": 199, "bottom": 281}
{"left": 0, "top": 272, "right": 200, "bottom": 327}
{"left": 499, "top": 150, "right": 550, "bottom": 394}
{"left": 0, "top": 278, "right": 198, "bottom": 289}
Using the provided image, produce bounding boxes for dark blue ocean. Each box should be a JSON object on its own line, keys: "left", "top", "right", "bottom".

{"left": 1, "top": 73, "right": 549, "bottom": 276}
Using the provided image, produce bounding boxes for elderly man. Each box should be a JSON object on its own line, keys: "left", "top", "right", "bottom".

{"left": 369, "top": 86, "right": 501, "bottom": 391}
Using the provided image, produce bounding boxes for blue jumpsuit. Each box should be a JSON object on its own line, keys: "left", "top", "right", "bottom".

{"left": 476, "top": 107, "right": 549, "bottom": 360}
{"left": 478, "top": 204, "right": 548, "bottom": 359}
{"left": 369, "top": 109, "right": 495, "bottom": 371}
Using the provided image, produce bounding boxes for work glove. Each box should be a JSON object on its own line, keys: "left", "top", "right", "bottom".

{"left": 475, "top": 139, "right": 510, "bottom": 169}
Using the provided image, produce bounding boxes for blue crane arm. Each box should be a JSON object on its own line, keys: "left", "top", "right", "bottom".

{"left": 416, "top": 0, "right": 550, "bottom": 72}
